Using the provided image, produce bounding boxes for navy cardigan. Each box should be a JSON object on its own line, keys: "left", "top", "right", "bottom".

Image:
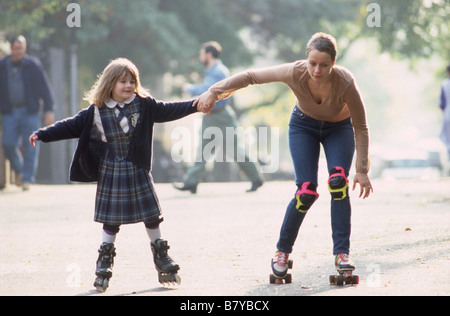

{"left": 35, "top": 96, "right": 197, "bottom": 182}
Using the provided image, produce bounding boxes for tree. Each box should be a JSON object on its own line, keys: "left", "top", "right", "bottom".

{"left": 2, "top": 1, "right": 448, "bottom": 72}
{"left": 0, "top": 0, "right": 254, "bottom": 89}
{"left": 1, "top": 0, "right": 448, "bottom": 95}
{"left": 361, "top": 0, "right": 450, "bottom": 62}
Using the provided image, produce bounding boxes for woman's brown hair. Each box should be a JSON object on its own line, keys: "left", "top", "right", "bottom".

{"left": 306, "top": 32, "right": 338, "bottom": 63}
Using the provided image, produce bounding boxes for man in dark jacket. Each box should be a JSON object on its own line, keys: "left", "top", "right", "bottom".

{"left": 0, "top": 35, "right": 55, "bottom": 190}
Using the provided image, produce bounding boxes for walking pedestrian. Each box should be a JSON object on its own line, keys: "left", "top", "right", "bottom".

{"left": 0, "top": 35, "right": 55, "bottom": 190}
{"left": 174, "top": 41, "right": 263, "bottom": 194}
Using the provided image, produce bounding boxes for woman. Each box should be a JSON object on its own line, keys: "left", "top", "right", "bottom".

{"left": 194, "top": 33, "right": 373, "bottom": 280}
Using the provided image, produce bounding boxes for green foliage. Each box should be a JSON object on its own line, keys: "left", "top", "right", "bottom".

{"left": 1, "top": 0, "right": 448, "bottom": 76}
{"left": 0, "top": 0, "right": 64, "bottom": 39}
{"left": 1, "top": 0, "right": 448, "bottom": 118}
{"left": 361, "top": 0, "right": 450, "bottom": 61}
{"left": 1, "top": 0, "right": 447, "bottom": 169}
{"left": 0, "top": 0, "right": 254, "bottom": 86}
{"left": 228, "top": 0, "right": 363, "bottom": 62}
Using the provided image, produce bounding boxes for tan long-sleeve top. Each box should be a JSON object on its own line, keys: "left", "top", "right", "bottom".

{"left": 208, "top": 60, "right": 370, "bottom": 174}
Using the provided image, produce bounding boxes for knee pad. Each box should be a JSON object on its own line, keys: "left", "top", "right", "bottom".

{"left": 144, "top": 218, "right": 164, "bottom": 230}
{"left": 295, "top": 182, "right": 319, "bottom": 213}
{"left": 103, "top": 224, "right": 121, "bottom": 234}
{"left": 328, "top": 167, "right": 349, "bottom": 200}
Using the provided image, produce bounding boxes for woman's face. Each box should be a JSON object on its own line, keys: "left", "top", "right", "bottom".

{"left": 307, "top": 49, "right": 335, "bottom": 83}
{"left": 112, "top": 72, "right": 136, "bottom": 103}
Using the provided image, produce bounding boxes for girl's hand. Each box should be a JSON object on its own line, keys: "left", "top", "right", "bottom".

{"left": 29, "top": 133, "right": 39, "bottom": 148}
{"left": 352, "top": 173, "right": 373, "bottom": 199}
{"left": 194, "top": 91, "right": 218, "bottom": 114}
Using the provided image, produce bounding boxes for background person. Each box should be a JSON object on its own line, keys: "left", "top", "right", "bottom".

{"left": 0, "top": 35, "right": 55, "bottom": 190}
{"left": 439, "top": 64, "right": 450, "bottom": 161}
{"left": 174, "top": 41, "right": 263, "bottom": 194}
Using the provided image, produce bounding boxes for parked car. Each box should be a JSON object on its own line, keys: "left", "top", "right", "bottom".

{"left": 381, "top": 151, "right": 442, "bottom": 180}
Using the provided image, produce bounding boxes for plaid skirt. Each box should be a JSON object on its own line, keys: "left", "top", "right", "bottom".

{"left": 94, "top": 156, "right": 162, "bottom": 225}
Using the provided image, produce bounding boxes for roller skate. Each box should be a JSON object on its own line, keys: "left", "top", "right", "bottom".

{"left": 329, "top": 253, "right": 359, "bottom": 286}
{"left": 93, "top": 243, "right": 116, "bottom": 292}
{"left": 151, "top": 239, "right": 181, "bottom": 286}
{"left": 270, "top": 251, "right": 293, "bottom": 284}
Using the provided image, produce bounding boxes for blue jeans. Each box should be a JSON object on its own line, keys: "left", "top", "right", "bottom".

{"left": 277, "top": 107, "right": 355, "bottom": 255}
{"left": 1, "top": 107, "right": 40, "bottom": 183}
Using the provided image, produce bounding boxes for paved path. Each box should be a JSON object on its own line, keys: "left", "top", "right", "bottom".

{"left": 1, "top": 179, "right": 449, "bottom": 296}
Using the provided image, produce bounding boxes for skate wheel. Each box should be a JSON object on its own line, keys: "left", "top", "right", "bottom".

{"left": 270, "top": 274, "right": 285, "bottom": 284}
{"left": 336, "top": 275, "right": 345, "bottom": 286}
{"left": 159, "top": 273, "right": 181, "bottom": 286}
{"left": 270, "top": 274, "right": 292, "bottom": 284}
{"left": 174, "top": 274, "right": 181, "bottom": 285}
{"left": 285, "top": 274, "right": 292, "bottom": 284}
{"left": 270, "top": 274, "right": 276, "bottom": 284}
{"left": 94, "top": 277, "right": 109, "bottom": 292}
{"left": 329, "top": 275, "right": 337, "bottom": 285}
{"left": 287, "top": 260, "right": 293, "bottom": 269}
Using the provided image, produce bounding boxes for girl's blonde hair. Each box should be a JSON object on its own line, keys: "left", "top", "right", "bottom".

{"left": 84, "top": 58, "right": 151, "bottom": 107}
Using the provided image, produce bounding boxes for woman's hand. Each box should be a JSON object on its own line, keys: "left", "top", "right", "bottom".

{"left": 29, "top": 133, "right": 39, "bottom": 148}
{"left": 194, "top": 91, "right": 218, "bottom": 114}
{"left": 352, "top": 173, "right": 373, "bottom": 199}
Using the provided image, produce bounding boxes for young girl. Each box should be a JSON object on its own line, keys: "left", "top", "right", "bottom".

{"left": 195, "top": 33, "right": 373, "bottom": 284}
{"left": 29, "top": 58, "right": 201, "bottom": 291}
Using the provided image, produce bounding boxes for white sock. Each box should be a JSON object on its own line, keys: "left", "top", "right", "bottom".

{"left": 146, "top": 227, "right": 162, "bottom": 243}
{"left": 102, "top": 230, "right": 117, "bottom": 244}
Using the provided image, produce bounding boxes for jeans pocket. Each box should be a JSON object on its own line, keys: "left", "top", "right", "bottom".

{"left": 292, "top": 106, "right": 306, "bottom": 119}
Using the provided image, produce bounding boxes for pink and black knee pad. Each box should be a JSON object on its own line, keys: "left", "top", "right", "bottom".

{"left": 328, "top": 167, "right": 349, "bottom": 200}
{"left": 295, "top": 182, "right": 319, "bottom": 213}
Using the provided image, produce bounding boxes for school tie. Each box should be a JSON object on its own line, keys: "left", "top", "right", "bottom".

{"left": 115, "top": 104, "right": 128, "bottom": 122}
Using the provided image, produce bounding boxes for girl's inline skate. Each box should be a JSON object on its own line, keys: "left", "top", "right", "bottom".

{"left": 93, "top": 242, "right": 116, "bottom": 292}
{"left": 151, "top": 239, "right": 181, "bottom": 286}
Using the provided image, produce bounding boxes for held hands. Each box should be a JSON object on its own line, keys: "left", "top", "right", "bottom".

{"left": 352, "top": 173, "right": 373, "bottom": 199}
{"left": 193, "top": 91, "right": 218, "bottom": 114}
{"left": 29, "top": 133, "right": 39, "bottom": 148}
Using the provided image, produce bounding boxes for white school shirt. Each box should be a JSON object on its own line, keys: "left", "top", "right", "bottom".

{"left": 93, "top": 94, "right": 136, "bottom": 142}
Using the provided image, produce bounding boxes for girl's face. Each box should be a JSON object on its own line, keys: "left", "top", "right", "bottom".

{"left": 307, "top": 49, "right": 335, "bottom": 83}
{"left": 112, "top": 72, "right": 136, "bottom": 103}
